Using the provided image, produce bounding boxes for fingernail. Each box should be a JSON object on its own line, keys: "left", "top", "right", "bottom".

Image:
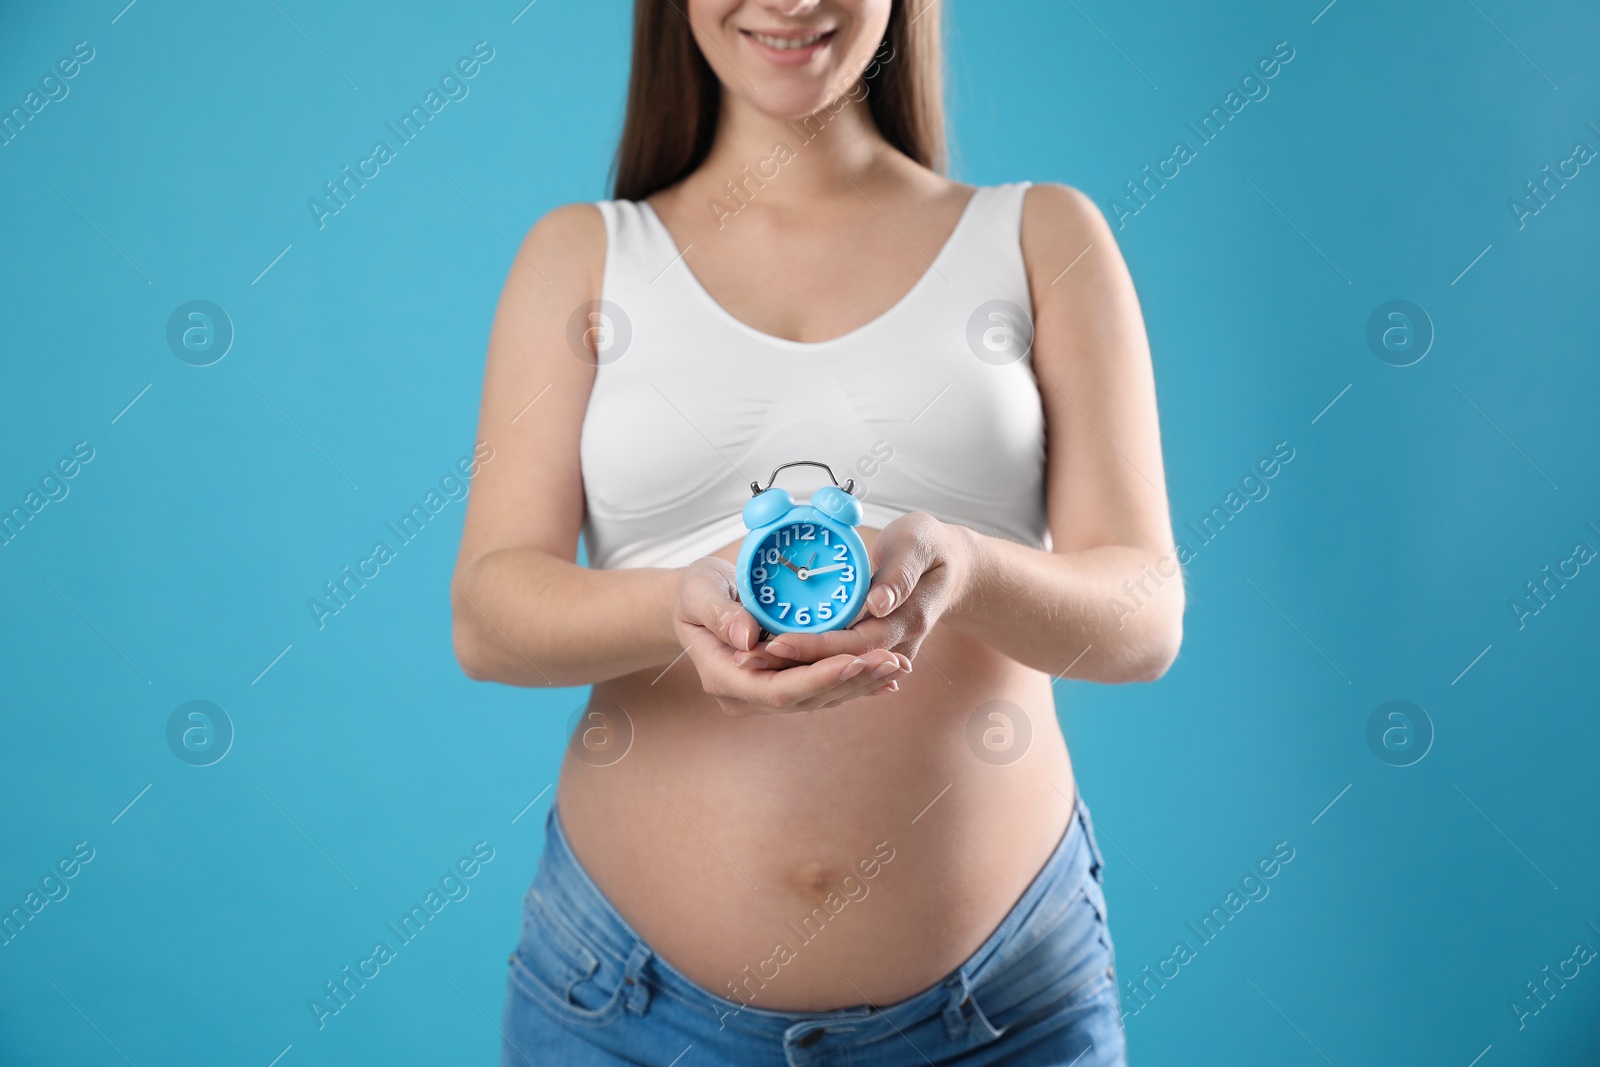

{"left": 897, "top": 654, "right": 913, "bottom": 673}
{"left": 867, "top": 586, "right": 896, "bottom": 617}
{"left": 872, "top": 659, "right": 900, "bottom": 678}
{"left": 737, "top": 654, "right": 769, "bottom": 670}
{"left": 768, "top": 640, "right": 795, "bottom": 658}
{"left": 841, "top": 658, "right": 867, "bottom": 681}
{"left": 883, "top": 679, "right": 900, "bottom": 693}
{"left": 730, "top": 620, "right": 751, "bottom": 648}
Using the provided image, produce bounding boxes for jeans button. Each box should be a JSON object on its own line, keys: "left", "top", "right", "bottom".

{"left": 795, "top": 1028, "right": 826, "bottom": 1047}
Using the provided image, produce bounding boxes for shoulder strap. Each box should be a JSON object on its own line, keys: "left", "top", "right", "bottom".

{"left": 596, "top": 199, "right": 688, "bottom": 294}
{"left": 933, "top": 182, "right": 1034, "bottom": 298}
{"left": 968, "top": 181, "right": 1032, "bottom": 247}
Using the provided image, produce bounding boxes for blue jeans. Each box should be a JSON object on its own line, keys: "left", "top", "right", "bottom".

{"left": 499, "top": 797, "right": 1127, "bottom": 1066}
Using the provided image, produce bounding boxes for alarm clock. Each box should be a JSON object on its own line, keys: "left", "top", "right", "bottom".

{"left": 735, "top": 461, "right": 871, "bottom": 635}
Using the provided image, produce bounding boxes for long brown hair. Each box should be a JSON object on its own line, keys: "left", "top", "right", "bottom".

{"left": 611, "top": 0, "right": 946, "bottom": 201}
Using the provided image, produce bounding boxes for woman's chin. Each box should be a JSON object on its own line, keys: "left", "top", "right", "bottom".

{"left": 740, "top": 88, "right": 866, "bottom": 127}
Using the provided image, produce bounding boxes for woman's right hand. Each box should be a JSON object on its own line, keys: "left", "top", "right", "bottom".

{"left": 671, "top": 558, "right": 908, "bottom": 717}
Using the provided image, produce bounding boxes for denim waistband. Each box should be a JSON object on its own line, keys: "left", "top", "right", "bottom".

{"left": 528, "top": 790, "right": 1104, "bottom": 1050}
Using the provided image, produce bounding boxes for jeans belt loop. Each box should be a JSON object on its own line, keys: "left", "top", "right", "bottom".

{"left": 1077, "top": 795, "right": 1106, "bottom": 882}
{"left": 623, "top": 942, "right": 653, "bottom": 1016}
{"left": 943, "top": 972, "right": 975, "bottom": 1040}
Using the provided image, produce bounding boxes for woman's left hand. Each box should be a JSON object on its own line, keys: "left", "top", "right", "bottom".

{"left": 735, "top": 512, "right": 975, "bottom": 670}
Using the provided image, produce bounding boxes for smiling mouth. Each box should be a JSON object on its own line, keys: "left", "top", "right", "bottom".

{"left": 742, "top": 29, "right": 836, "bottom": 51}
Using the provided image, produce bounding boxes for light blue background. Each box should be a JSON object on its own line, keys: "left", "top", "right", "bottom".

{"left": 2, "top": 1, "right": 1597, "bottom": 1064}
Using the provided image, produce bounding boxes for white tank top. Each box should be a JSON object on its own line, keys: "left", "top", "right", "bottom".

{"left": 580, "top": 182, "right": 1050, "bottom": 570}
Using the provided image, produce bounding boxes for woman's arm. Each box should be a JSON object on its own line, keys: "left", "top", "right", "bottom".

{"left": 943, "top": 528, "right": 1182, "bottom": 684}
{"left": 761, "top": 184, "right": 1184, "bottom": 684}
{"left": 450, "top": 203, "right": 683, "bottom": 687}
{"left": 451, "top": 203, "right": 907, "bottom": 705}
{"left": 947, "top": 181, "right": 1183, "bottom": 681}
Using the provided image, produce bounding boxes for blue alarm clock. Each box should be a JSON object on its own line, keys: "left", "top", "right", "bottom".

{"left": 735, "top": 461, "right": 871, "bottom": 635}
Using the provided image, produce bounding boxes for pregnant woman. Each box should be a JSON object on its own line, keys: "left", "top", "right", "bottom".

{"left": 450, "top": 0, "right": 1182, "bottom": 1063}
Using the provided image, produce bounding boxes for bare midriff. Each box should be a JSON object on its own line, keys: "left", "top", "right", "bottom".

{"left": 555, "top": 528, "right": 1077, "bottom": 1013}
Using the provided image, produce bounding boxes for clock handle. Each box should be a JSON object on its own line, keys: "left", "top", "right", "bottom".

{"left": 749, "top": 460, "right": 857, "bottom": 498}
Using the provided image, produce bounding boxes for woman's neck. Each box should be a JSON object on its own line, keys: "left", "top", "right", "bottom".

{"left": 687, "top": 88, "right": 903, "bottom": 209}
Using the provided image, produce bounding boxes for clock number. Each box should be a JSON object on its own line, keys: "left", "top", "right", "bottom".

{"left": 800, "top": 524, "right": 815, "bottom": 540}
{"left": 833, "top": 545, "right": 849, "bottom": 562}
{"left": 765, "top": 548, "right": 781, "bottom": 565}
{"left": 821, "top": 529, "right": 830, "bottom": 545}
{"left": 776, "top": 602, "right": 791, "bottom": 620}
{"left": 758, "top": 585, "right": 776, "bottom": 604}
{"left": 839, "top": 566, "right": 854, "bottom": 583}
{"left": 816, "top": 604, "right": 833, "bottom": 621}
{"left": 753, "top": 565, "right": 768, "bottom": 582}
{"left": 831, "top": 586, "right": 848, "bottom": 602}
{"left": 794, "top": 607, "right": 811, "bottom": 625}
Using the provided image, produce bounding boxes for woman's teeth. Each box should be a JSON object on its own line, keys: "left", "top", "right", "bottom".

{"left": 749, "top": 31, "right": 828, "bottom": 51}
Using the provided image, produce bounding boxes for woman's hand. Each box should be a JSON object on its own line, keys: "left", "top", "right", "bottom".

{"left": 671, "top": 557, "right": 909, "bottom": 716}
{"left": 753, "top": 512, "right": 976, "bottom": 668}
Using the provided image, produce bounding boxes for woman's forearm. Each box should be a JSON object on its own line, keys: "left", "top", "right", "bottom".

{"left": 453, "top": 524, "right": 1184, "bottom": 688}
{"left": 944, "top": 526, "right": 1185, "bottom": 684}
{"left": 452, "top": 547, "right": 683, "bottom": 687}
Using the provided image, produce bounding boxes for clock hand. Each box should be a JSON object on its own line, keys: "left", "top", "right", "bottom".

{"left": 802, "top": 562, "right": 850, "bottom": 577}
{"left": 775, "top": 553, "right": 802, "bottom": 575}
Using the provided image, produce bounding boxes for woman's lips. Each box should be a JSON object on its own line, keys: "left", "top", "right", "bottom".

{"left": 739, "top": 28, "right": 837, "bottom": 66}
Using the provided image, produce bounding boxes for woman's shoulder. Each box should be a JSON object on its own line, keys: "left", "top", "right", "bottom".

{"left": 521, "top": 201, "right": 607, "bottom": 258}
{"left": 503, "top": 201, "right": 608, "bottom": 297}
{"left": 1018, "top": 182, "right": 1119, "bottom": 279}
{"left": 933, "top": 177, "right": 1103, "bottom": 240}
{"left": 1020, "top": 182, "right": 1104, "bottom": 236}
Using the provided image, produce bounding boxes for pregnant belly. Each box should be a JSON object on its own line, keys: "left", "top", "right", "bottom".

{"left": 554, "top": 611, "right": 1078, "bottom": 1011}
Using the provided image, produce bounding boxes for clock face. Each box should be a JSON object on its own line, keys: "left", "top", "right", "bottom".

{"left": 746, "top": 520, "right": 864, "bottom": 632}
